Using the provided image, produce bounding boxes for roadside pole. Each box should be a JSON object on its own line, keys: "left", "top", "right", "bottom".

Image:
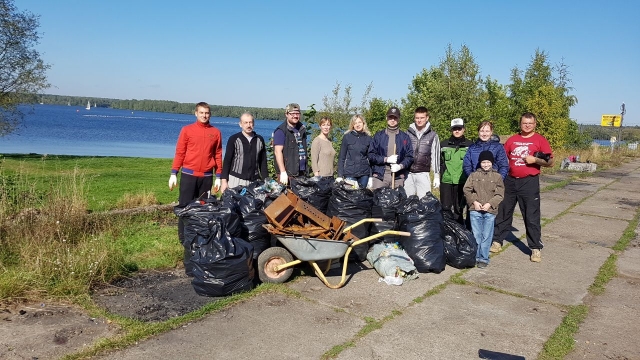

{"left": 619, "top": 102, "right": 626, "bottom": 147}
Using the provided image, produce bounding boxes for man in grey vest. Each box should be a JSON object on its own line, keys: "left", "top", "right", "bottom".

{"left": 405, "top": 106, "right": 441, "bottom": 198}
{"left": 272, "top": 103, "right": 308, "bottom": 185}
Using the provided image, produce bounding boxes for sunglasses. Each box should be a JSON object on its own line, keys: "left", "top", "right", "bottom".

{"left": 452, "top": 127, "right": 464, "bottom": 131}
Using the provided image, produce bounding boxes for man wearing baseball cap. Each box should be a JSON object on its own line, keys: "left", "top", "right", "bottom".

{"left": 440, "top": 118, "right": 473, "bottom": 224}
{"left": 367, "top": 106, "right": 413, "bottom": 189}
{"left": 405, "top": 106, "right": 441, "bottom": 198}
{"left": 272, "top": 103, "right": 309, "bottom": 185}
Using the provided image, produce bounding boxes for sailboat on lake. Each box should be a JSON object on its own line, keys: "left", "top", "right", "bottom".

{"left": 86, "top": 101, "right": 91, "bottom": 110}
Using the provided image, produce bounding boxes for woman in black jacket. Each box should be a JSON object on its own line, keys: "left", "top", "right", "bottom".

{"left": 337, "top": 114, "right": 372, "bottom": 189}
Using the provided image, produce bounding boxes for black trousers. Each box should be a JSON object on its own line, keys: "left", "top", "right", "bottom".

{"left": 493, "top": 175, "right": 543, "bottom": 250}
{"left": 177, "top": 173, "right": 213, "bottom": 275}
{"left": 440, "top": 182, "right": 466, "bottom": 225}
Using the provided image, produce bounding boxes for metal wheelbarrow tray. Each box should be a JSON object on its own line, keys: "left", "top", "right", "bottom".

{"left": 257, "top": 219, "right": 410, "bottom": 289}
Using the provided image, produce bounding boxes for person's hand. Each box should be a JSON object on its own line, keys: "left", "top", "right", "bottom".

{"left": 335, "top": 177, "right": 344, "bottom": 183}
{"left": 367, "top": 177, "right": 373, "bottom": 189}
{"left": 213, "top": 178, "right": 221, "bottom": 193}
{"left": 386, "top": 155, "right": 398, "bottom": 164}
{"left": 279, "top": 171, "right": 288, "bottom": 185}
{"left": 432, "top": 174, "right": 440, "bottom": 189}
{"left": 482, "top": 203, "right": 491, "bottom": 212}
{"left": 523, "top": 155, "right": 537, "bottom": 164}
{"left": 390, "top": 164, "right": 402, "bottom": 173}
{"left": 168, "top": 174, "right": 177, "bottom": 191}
{"left": 474, "top": 201, "right": 483, "bottom": 211}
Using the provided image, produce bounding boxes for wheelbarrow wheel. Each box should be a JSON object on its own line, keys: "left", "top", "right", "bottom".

{"left": 258, "top": 247, "right": 294, "bottom": 283}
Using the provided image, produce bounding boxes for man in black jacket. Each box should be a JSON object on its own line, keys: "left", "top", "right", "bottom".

{"left": 273, "top": 103, "right": 308, "bottom": 185}
{"left": 220, "top": 112, "right": 268, "bottom": 192}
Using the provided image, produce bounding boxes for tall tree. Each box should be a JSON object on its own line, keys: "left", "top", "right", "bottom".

{"left": 0, "top": 0, "right": 50, "bottom": 136}
{"left": 507, "top": 49, "right": 580, "bottom": 149}
{"left": 314, "top": 82, "right": 373, "bottom": 152}
{"left": 404, "top": 44, "right": 486, "bottom": 139}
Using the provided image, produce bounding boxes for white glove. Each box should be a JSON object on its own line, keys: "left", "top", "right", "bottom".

{"left": 387, "top": 154, "right": 398, "bottom": 164}
{"left": 432, "top": 174, "right": 440, "bottom": 189}
{"left": 168, "top": 174, "right": 177, "bottom": 191}
{"left": 367, "top": 177, "right": 373, "bottom": 189}
{"left": 279, "top": 171, "right": 289, "bottom": 185}
{"left": 335, "top": 177, "right": 344, "bottom": 183}
{"left": 390, "top": 164, "right": 402, "bottom": 173}
{"left": 214, "top": 178, "right": 221, "bottom": 192}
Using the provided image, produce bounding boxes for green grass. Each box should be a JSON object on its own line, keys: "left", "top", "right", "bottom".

{"left": 612, "top": 209, "right": 640, "bottom": 251}
{"left": 538, "top": 305, "right": 588, "bottom": 360}
{"left": 588, "top": 254, "right": 618, "bottom": 295}
{"left": 0, "top": 154, "right": 176, "bottom": 211}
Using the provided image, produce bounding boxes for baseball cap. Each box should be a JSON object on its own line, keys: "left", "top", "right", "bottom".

{"left": 450, "top": 118, "right": 464, "bottom": 129}
{"left": 285, "top": 103, "right": 300, "bottom": 113}
{"left": 386, "top": 107, "right": 401, "bottom": 119}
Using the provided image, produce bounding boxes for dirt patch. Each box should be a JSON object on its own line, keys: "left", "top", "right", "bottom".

{"left": 0, "top": 302, "right": 116, "bottom": 360}
{"left": 1, "top": 269, "right": 223, "bottom": 359}
{"left": 92, "top": 269, "right": 221, "bottom": 322}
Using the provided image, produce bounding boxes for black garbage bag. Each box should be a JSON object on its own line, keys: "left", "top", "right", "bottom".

{"left": 442, "top": 211, "right": 477, "bottom": 269}
{"left": 221, "top": 187, "right": 270, "bottom": 258}
{"left": 372, "top": 186, "right": 407, "bottom": 220}
{"left": 175, "top": 198, "right": 242, "bottom": 276}
{"left": 397, "top": 193, "right": 446, "bottom": 273}
{"left": 327, "top": 184, "right": 373, "bottom": 261}
{"left": 370, "top": 187, "right": 407, "bottom": 243}
{"left": 290, "top": 176, "right": 334, "bottom": 214}
{"left": 190, "top": 218, "right": 255, "bottom": 297}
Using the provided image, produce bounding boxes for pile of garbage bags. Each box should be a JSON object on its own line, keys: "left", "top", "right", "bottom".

{"left": 175, "top": 176, "right": 480, "bottom": 295}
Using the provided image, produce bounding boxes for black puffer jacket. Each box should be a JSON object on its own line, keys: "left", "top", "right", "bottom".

{"left": 337, "top": 130, "right": 371, "bottom": 178}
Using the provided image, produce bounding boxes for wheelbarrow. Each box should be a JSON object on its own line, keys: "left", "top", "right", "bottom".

{"left": 257, "top": 218, "right": 410, "bottom": 289}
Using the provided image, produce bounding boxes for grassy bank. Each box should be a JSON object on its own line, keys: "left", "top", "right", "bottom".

{"left": 0, "top": 154, "right": 180, "bottom": 304}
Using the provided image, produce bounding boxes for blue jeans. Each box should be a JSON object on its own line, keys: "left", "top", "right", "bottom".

{"left": 346, "top": 176, "right": 369, "bottom": 189}
{"left": 470, "top": 211, "right": 496, "bottom": 264}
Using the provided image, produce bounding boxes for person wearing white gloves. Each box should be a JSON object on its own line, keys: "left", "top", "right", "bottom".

{"left": 170, "top": 102, "right": 223, "bottom": 275}
{"left": 272, "top": 103, "right": 309, "bottom": 185}
{"left": 405, "top": 106, "right": 441, "bottom": 198}
{"left": 336, "top": 114, "right": 372, "bottom": 189}
{"left": 367, "top": 107, "right": 414, "bottom": 190}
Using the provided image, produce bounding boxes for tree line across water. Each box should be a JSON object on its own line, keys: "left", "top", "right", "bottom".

{"left": 35, "top": 95, "right": 286, "bottom": 121}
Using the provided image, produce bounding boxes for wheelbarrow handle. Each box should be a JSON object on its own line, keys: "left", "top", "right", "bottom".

{"left": 351, "top": 230, "right": 411, "bottom": 247}
{"left": 342, "top": 218, "right": 384, "bottom": 233}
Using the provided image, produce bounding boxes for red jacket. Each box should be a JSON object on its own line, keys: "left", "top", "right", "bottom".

{"left": 171, "top": 121, "right": 222, "bottom": 177}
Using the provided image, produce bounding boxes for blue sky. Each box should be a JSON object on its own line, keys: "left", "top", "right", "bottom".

{"left": 17, "top": 0, "right": 640, "bottom": 125}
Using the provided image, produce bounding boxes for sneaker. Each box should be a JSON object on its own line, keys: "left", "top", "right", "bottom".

{"left": 477, "top": 262, "right": 488, "bottom": 269}
{"left": 490, "top": 242, "right": 502, "bottom": 253}
{"left": 530, "top": 249, "right": 541, "bottom": 263}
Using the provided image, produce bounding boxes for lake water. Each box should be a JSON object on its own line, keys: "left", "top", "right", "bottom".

{"left": 0, "top": 105, "right": 280, "bottom": 158}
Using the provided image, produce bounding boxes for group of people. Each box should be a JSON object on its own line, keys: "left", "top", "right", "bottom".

{"left": 169, "top": 102, "right": 554, "bottom": 269}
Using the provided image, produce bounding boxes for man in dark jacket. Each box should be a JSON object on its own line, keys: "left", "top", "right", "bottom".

{"left": 405, "top": 106, "right": 440, "bottom": 198}
{"left": 368, "top": 106, "right": 413, "bottom": 189}
{"left": 440, "top": 118, "right": 473, "bottom": 224}
{"left": 220, "top": 112, "right": 268, "bottom": 192}
{"left": 272, "top": 103, "right": 308, "bottom": 185}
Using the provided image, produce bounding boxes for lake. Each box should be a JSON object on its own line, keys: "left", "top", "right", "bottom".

{"left": 0, "top": 104, "right": 281, "bottom": 158}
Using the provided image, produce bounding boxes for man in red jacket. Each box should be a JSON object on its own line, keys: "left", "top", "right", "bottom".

{"left": 169, "top": 102, "right": 222, "bottom": 199}
{"left": 169, "top": 102, "right": 222, "bottom": 275}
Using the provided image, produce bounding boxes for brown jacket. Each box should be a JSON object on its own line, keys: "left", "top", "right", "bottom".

{"left": 463, "top": 168, "right": 504, "bottom": 215}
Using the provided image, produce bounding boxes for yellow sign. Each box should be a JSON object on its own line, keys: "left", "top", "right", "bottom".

{"left": 601, "top": 114, "right": 622, "bottom": 127}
